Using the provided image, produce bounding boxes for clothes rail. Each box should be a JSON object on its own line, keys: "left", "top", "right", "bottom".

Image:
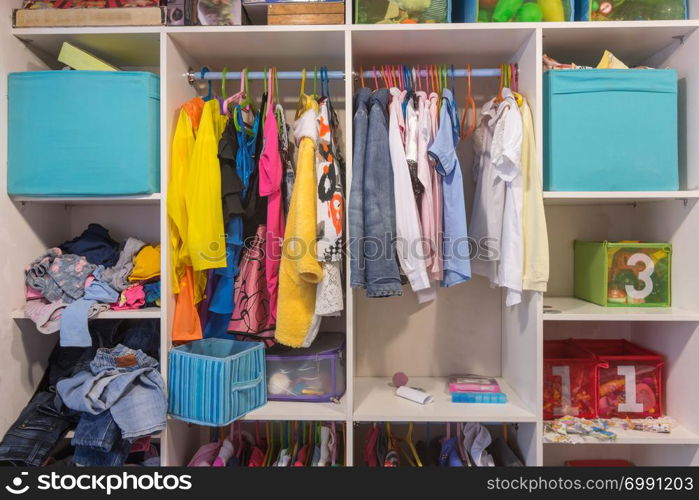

{"left": 186, "top": 68, "right": 503, "bottom": 84}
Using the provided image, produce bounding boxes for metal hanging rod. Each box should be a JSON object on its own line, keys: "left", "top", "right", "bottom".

{"left": 186, "top": 67, "right": 504, "bottom": 85}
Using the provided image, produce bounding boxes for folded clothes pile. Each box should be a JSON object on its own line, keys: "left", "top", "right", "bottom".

{"left": 0, "top": 320, "right": 165, "bottom": 467}
{"left": 24, "top": 223, "right": 161, "bottom": 347}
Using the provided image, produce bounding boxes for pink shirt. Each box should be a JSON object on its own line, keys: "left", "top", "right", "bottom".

{"left": 416, "top": 92, "right": 437, "bottom": 279}
{"left": 258, "top": 100, "right": 284, "bottom": 324}
{"left": 428, "top": 92, "right": 444, "bottom": 281}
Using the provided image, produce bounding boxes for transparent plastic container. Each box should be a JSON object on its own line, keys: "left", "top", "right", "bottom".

{"left": 355, "top": 0, "right": 452, "bottom": 24}
{"left": 266, "top": 332, "right": 346, "bottom": 402}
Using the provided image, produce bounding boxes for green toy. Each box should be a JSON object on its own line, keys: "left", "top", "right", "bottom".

{"left": 515, "top": 2, "right": 544, "bottom": 21}
{"left": 478, "top": 8, "right": 493, "bottom": 21}
{"left": 492, "top": 0, "right": 524, "bottom": 21}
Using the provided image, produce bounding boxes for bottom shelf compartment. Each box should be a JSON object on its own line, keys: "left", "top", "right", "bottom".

{"left": 544, "top": 443, "right": 699, "bottom": 467}
{"left": 354, "top": 421, "right": 537, "bottom": 467}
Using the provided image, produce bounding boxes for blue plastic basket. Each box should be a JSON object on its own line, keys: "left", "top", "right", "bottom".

{"left": 168, "top": 339, "right": 266, "bottom": 427}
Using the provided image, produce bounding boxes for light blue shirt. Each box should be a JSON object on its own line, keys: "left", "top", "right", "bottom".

{"left": 428, "top": 89, "right": 471, "bottom": 287}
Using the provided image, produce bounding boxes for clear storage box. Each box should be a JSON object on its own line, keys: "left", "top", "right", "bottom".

{"left": 266, "top": 332, "right": 346, "bottom": 402}
{"left": 544, "top": 339, "right": 600, "bottom": 419}
{"left": 355, "top": 0, "right": 452, "bottom": 24}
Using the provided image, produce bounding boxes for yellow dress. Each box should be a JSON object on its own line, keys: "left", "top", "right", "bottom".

{"left": 186, "top": 99, "right": 228, "bottom": 273}
{"left": 274, "top": 96, "right": 324, "bottom": 347}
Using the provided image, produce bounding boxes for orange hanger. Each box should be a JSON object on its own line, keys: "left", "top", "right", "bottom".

{"left": 359, "top": 65, "right": 365, "bottom": 88}
{"left": 495, "top": 64, "right": 505, "bottom": 103}
{"left": 461, "top": 65, "right": 477, "bottom": 140}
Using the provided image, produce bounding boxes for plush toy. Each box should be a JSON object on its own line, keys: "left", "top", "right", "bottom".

{"left": 493, "top": 0, "right": 523, "bottom": 21}
{"left": 516, "top": 2, "right": 544, "bottom": 21}
{"left": 538, "top": 0, "right": 565, "bottom": 21}
{"left": 382, "top": 0, "right": 433, "bottom": 24}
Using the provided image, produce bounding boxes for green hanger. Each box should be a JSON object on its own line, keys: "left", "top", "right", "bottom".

{"left": 221, "top": 67, "right": 228, "bottom": 100}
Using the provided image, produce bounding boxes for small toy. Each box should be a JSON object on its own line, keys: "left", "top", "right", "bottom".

{"left": 538, "top": 0, "right": 565, "bottom": 21}
{"left": 392, "top": 371, "right": 409, "bottom": 388}
{"left": 492, "top": 0, "right": 523, "bottom": 21}
{"left": 515, "top": 2, "right": 544, "bottom": 21}
{"left": 268, "top": 372, "right": 292, "bottom": 395}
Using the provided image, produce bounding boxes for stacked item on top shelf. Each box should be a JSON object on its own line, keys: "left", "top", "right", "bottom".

{"left": 448, "top": 374, "right": 508, "bottom": 403}
{"left": 361, "top": 422, "right": 523, "bottom": 467}
{"left": 472, "top": 0, "right": 575, "bottom": 22}
{"left": 0, "top": 319, "right": 164, "bottom": 467}
{"left": 14, "top": 0, "right": 167, "bottom": 26}
{"left": 169, "top": 66, "right": 344, "bottom": 349}
{"left": 188, "top": 421, "right": 345, "bottom": 467}
{"left": 574, "top": 0, "right": 688, "bottom": 21}
{"left": 24, "top": 223, "right": 161, "bottom": 346}
{"left": 350, "top": 64, "right": 548, "bottom": 307}
{"left": 166, "top": 0, "right": 244, "bottom": 25}
{"left": 543, "top": 51, "right": 679, "bottom": 192}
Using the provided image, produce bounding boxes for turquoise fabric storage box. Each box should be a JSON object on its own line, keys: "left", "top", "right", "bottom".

{"left": 8, "top": 71, "right": 159, "bottom": 197}
{"left": 544, "top": 69, "right": 678, "bottom": 192}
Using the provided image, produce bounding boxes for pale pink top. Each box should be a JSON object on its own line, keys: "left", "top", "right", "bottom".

{"left": 428, "top": 92, "right": 444, "bottom": 281}
{"left": 416, "top": 91, "right": 437, "bottom": 278}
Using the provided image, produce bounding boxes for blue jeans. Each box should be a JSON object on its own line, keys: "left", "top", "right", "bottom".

{"left": 72, "top": 410, "right": 131, "bottom": 466}
{"left": 0, "top": 392, "right": 75, "bottom": 466}
{"left": 57, "top": 345, "right": 166, "bottom": 440}
{"left": 349, "top": 87, "right": 371, "bottom": 289}
{"left": 363, "top": 89, "right": 402, "bottom": 298}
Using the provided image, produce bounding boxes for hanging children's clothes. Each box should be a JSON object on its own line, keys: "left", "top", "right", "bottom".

{"left": 428, "top": 88, "right": 471, "bottom": 288}
{"left": 389, "top": 87, "right": 431, "bottom": 299}
{"left": 258, "top": 78, "right": 284, "bottom": 325}
{"left": 278, "top": 104, "right": 296, "bottom": 218}
{"left": 519, "top": 97, "right": 549, "bottom": 293}
{"left": 352, "top": 88, "right": 403, "bottom": 298}
{"left": 314, "top": 97, "right": 345, "bottom": 320}
{"left": 415, "top": 91, "right": 439, "bottom": 282}
{"left": 349, "top": 87, "right": 370, "bottom": 290}
{"left": 471, "top": 88, "right": 523, "bottom": 306}
{"left": 428, "top": 92, "right": 444, "bottom": 283}
{"left": 186, "top": 99, "right": 228, "bottom": 272}
{"left": 274, "top": 95, "right": 323, "bottom": 348}
{"left": 229, "top": 224, "right": 272, "bottom": 339}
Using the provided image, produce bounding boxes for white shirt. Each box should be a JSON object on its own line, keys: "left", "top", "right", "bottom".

{"left": 471, "top": 89, "right": 524, "bottom": 306}
{"left": 388, "top": 88, "right": 431, "bottom": 297}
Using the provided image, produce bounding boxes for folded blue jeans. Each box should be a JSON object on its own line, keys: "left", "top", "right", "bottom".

{"left": 74, "top": 439, "right": 131, "bottom": 467}
{"left": 56, "top": 345, "right": 166, "bottom": 440}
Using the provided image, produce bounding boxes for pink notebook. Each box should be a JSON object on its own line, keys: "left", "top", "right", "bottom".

{"left": 448, "top": 375, "right": 501, "bottom": 393}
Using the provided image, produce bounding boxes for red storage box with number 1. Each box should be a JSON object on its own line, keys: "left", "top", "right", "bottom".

{"left": 544, "top": 340, "right": 601, "bottom": 420}
{"left": 573, "top": 339, "right": 664, "bottom": 419}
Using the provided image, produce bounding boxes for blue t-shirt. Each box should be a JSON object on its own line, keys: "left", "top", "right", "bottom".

{"left": 428, "top": 88, "right": 471, "bottom": 287}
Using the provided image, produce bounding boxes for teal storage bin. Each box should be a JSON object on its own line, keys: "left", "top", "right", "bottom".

{"left": 8, "top": 71, "right": 160, "bottom": 197}
{"left": 168, "top": 339, "right": 267, "bottom": 427}
{"left": 544, "top": 69, "right": 678, "bottom": 191}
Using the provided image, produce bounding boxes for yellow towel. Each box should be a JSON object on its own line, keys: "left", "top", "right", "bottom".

{"left": 274, "top": 96, "right": 323, "bottom": 347}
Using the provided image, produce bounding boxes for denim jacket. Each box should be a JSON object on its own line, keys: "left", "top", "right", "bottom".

{"left": 361, "top": 89, "right": 403, "bottom": 297}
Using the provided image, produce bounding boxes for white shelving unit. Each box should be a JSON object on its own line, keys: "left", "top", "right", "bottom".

{"left": 2, "top": 0, "right": 699, "bottom": 467}
{"left": 11, "top": 307, "right": 161, "bottom": 320}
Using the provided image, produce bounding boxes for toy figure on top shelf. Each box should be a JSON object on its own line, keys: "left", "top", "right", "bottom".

{"left": 590, "top": 0, "right": 686, "bottom": 21}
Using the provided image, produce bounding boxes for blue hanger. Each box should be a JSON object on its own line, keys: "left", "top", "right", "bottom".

{"left": 201, "top": 66, "right": 212, "bottom": 102}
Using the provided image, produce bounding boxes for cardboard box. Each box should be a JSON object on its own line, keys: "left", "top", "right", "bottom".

{"left": 268, "top": 1, "right": 344, "bottom": 24}
{"left": 14, "top": 6, "right": 166, "bottom": 26}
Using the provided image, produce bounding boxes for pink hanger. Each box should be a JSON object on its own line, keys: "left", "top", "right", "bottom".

{"left": 223, "top": 67, "right": 247, "bottom": 116}
{"left": 373, "top": 65, "right": 379, "bottom": 90}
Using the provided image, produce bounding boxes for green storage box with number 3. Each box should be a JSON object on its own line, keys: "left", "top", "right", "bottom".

{"left": 574, "top": 241, "right": 671, "bottom": 307}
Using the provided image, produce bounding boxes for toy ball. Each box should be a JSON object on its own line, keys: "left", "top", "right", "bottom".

{"left": 480, "top": 0, "right": 500, "bottom": 9}
{"left": 268, "top": 372, "right": 292, "bottom": 395}
{"left": 392, "top": 371, "right": 409, "bottom": 388}
{"left": 516, "top": 2, "right": 544, "bottom": 22}
{"left": 599, "top": 1, "right": 613, "bottom": 15}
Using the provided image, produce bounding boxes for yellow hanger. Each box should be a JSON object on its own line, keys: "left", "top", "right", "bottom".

{"left": 405, "top": 423, "right": 423, "bottom": 467}
{"left": 221, "top": 67, "right": 228, "bottom": 100}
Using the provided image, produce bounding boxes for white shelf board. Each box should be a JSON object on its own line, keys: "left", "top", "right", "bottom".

{"left": 353, "top": 377, "right": 537, "bottom": 423}
{"left": 242, "top": 398, "right": 347, "bottom": 422}
{"left": 12, "top": 307, "right": 161, "bottom": 320}
{"left": 544, "top": 422, "right": 699, "bottom": 445}
{"left": 544, "top": 191, "right": 699, "bottom": 205}
{"left": 11, "top": 194, "right": 161, "bottom": 205}
{"left": 543, "top": 297, "right": 699, "bottom": 322}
